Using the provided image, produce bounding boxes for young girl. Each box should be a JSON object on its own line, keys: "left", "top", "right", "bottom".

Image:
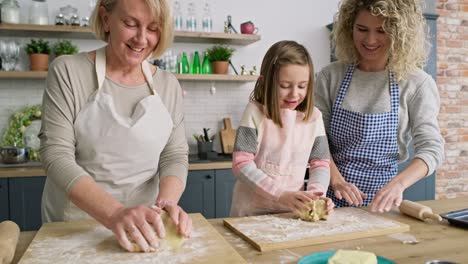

{"left": 230, "top": 40, "right": 334, "bottom": 217}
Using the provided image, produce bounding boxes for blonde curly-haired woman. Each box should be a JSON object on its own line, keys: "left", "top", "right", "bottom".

{"left": 315, "top": 0, "right": 444, "bottom": 212}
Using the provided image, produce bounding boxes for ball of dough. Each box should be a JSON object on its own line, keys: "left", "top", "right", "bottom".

{"left": 129, "top": 211, "right": 185, "bottom": 252}
{"left": 297, "top": 199, "right": 328, "bottom": 222}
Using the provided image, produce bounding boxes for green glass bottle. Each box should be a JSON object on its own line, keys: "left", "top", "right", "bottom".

{"left": 201, "top": 52, "right": 212, "bottom": 74}
{"left": 181, "top": 52, "right": 190, "bottom": 74}
{"left": 191, "top": 51, "right": 201, "bottom": 74}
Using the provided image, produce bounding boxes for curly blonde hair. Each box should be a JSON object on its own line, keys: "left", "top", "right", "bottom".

{"left": 90, "top": 0, "right": 173, "bottom": 59}
{"left": 332, "top": 0, "right": 428, "bottom": 80}
{"left": 250, "top": 40, "right": 314, "bottom": 128}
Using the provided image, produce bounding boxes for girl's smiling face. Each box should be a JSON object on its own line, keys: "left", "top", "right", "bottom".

{"left": 277, "top": 64, "right": 309, "bottom": 110}
{"left": 353, "top": 10, "right": 391, "bottom": 71}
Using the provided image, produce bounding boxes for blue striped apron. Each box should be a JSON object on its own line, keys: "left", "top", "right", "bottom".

{"left": 327, "top": 64, "right": 399, "bottom": 207}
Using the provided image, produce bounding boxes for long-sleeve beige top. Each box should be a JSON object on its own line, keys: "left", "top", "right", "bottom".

{"left": 39, "top": 52, "right": 188, "bottom": 194}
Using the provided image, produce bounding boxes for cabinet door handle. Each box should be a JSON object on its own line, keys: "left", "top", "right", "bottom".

{"left": 205, "top": 175, "right": 213, "bottom": 179}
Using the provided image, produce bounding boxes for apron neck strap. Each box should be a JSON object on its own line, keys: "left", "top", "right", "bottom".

{"left": 95, "top": 46, "right": 156, "bottom": 94}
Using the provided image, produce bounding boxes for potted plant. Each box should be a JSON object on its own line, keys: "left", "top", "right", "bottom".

{"left": 25, "top": 39, "right": 51, "bottom": 71}
{"left": 205, "top": 44, "right": 235, "bottom": 74}
{"left": 52, "top": 39, "right": 78, "bottom": 57}
{"left": 1, "top": 105, "right": 42, "bottom": 162}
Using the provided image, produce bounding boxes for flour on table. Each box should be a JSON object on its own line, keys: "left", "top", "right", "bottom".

{"left": 20, "top": 224, "right": 213, "bottom": 264}
{"left": 231, "top": 208, "right": 402, "bottom": 244}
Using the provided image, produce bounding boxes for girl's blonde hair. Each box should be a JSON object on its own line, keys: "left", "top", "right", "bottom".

{"left": 250, "top": 40, "right": 314, "bottom": 128}
{"left": 332, "top": 0, "right": 428, "bottom": 80}
{"left": 90, "top": 0, "right": 174, "bottom": 58}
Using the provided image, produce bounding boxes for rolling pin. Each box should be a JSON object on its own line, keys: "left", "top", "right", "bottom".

{"left": 399, "top": 200, "right": 442, "bottom": 221}
{"left": 0, "top": 220, "right": 20, "bottom": 264}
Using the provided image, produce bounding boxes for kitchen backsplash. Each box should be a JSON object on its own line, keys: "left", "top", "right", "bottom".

{"left": 0, "top": 78, "right": 253, "bottom": 154}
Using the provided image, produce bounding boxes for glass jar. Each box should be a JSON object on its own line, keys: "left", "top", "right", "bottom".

{"left": 59, "top": 5, "right": 78, "bottom": 25}
{"left": 1, "top": 0, "right": 20, "bottom": 24}
{"left": 29, "top": 0, "right": 49, "bottom": 25}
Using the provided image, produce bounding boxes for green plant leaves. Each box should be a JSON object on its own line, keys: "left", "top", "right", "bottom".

{"left": 206, "top": 44, "right": 235, "bottom": 62}
{"left": 52, "top": 40, "right": 79, "bottom": 56}
{"left": 1, "top": 105, "right": 42, "bottom": 154}
{"left": 25, "top": 39, "right": 51, "bottom": 55}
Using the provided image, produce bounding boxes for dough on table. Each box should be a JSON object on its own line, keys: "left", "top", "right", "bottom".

{"left": 297, "top": 199, "right": 328, "bottom": 222}
{"left": 130, "top": 211, "right": 185, "bottom": 252}
{"left": 328, "top": 249, "right": 377, "bottom": 264}
{"left": 0, "top": 220, "right": 20, "bottom": 264}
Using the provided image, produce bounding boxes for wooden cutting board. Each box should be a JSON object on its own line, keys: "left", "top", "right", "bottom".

{"left": 19, "top": 213, "right": 246, "bottom": 264}
{"left": 223, "top": 207, "right": 409, "bottom": 252}
{"left": 219, "top": 118, "right": 236, "bottom": 154}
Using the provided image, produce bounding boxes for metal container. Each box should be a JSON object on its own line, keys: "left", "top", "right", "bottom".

{"left": 425, "top": 261, "right": 458, "bottom": 264}
{"left": 0, "top": 146, "right": 28, "bottom": 164}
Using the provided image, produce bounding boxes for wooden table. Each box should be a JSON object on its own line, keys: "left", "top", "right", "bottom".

{"left": 14, "top": 197, "right": 468, "bottom": 264}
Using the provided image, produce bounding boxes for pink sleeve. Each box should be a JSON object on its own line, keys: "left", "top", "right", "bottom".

{"left": 232, "top": 151, "right": 285, "bottom": 201}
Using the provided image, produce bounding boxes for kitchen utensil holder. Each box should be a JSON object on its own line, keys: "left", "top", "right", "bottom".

{"left": 197, "top": 141, "right": 217, "bottom": 160}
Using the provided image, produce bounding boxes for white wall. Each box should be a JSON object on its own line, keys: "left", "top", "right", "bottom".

{"left": 1, "top": 0, "right": 341, "bottom": 153}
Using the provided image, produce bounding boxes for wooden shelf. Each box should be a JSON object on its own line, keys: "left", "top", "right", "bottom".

{"left": 175, "top": 74, "right": 258, "bottom": 82}
{"left": 0, "top": 71, "right": 258, "bottom": 82}
{"left": 0, "top": 24, "right": 261, "bottom": 45}
{"left": 0, "top": 23, "right": 94, "bottom": 39}
{"left": 0, "top": 71, "right": 47, "bottom": 79}
{"left": 174, "top": 31, "right": 260, "bottom": 45}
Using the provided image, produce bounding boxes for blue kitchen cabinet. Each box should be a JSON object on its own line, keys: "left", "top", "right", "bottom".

{"left": 9, "top": 176, "right": 46, "bottom": 231}
{"left": 0, "top": 178, "right": 9, "bottom": 222}
{"left": 179, "top": 170, "right": 216, "bottom": 219}
{"left": 179, "top": 169, "right": 235, "bottom": 219}
{"left": 215, "top": 169, "right": 235, "bottom": 218}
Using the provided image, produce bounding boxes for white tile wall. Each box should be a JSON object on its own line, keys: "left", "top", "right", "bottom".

{"left": 0, "top": 78, "right": 253, "bottom": 154}
{"left": 182, "top": 80, "right": 253, "bottom": 153}
{"left": 0, "top": 79, "right": 44, "bottom": 137}
{"left": 2, "top": 0, "right": 343, "bottom": 153}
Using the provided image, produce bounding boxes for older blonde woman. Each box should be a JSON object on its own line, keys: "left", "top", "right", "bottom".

{"left": 315, "top": 0, "right": 444, "bottom": 212}
{"left": 39, "top": 0, "right": 191, "bottom": 252}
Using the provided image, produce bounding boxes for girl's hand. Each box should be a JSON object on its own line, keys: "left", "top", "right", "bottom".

{"left": 278, "top": 191, "right": 319, "bottom": 214}
{"left": 319, "top": 196, "right": 335, "bottom": 213}
{"left": 307, "top": 191, "right": 335, "bottom": 213}
{"left": 369, "top": 181, "right": 404, "bottom": 213}
{"left": 332, "top": 180, "right": 367, "bottom": 206}
{"left": 108, "top": 205, "right": 164, "bottom": 252}
{"left": 156, "top": 200, "right": 192, "bottom": 238}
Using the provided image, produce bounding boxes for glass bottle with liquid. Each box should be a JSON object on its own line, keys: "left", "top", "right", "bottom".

{"left": 185, "top": 2, "right": 197, "bottom": 32}
{"left": 173, "top": 0, "right": 183, "bottom": 31}
{"left": 201, "top": 1, "right": 212, "bottom": 32}
{"left": 201, "top": 52, "right": 212, "bottom": 74}
{"left": 191, "top": 51, "right": 201, "bottom": 74}
{"left": 181, "top": 52, "right": 190, "bottom": 74}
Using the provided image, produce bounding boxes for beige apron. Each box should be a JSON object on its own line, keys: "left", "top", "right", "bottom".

{"left": 43, "top": 47, "right": 173, "bottom": 221}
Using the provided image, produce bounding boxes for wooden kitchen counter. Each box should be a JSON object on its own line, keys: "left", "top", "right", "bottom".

{"left": 210, "top": 197, "right": 468, "bottom": 264}
{"left": 13, "top": 198, "right": 468, "bottom": 264}
{"left": 0, "top": 161, "right": 232, "bottom": 178}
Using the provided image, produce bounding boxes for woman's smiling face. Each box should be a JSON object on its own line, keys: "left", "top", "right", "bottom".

{"left": 353, "top": 10, "right": 391, "bottom": 71}
{"left": 100, "top": 0, "right": 160, "bottom": 68}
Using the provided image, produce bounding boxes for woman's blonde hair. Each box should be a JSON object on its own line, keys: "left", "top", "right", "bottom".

{"left": 90, "top": 0, "right": 173, "bottom": 58}
{"left": 250, "top": 40, "right": 314, "bottom": 128}
{"left": 332, "top": 0, "right": 428, "bottom": 80}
